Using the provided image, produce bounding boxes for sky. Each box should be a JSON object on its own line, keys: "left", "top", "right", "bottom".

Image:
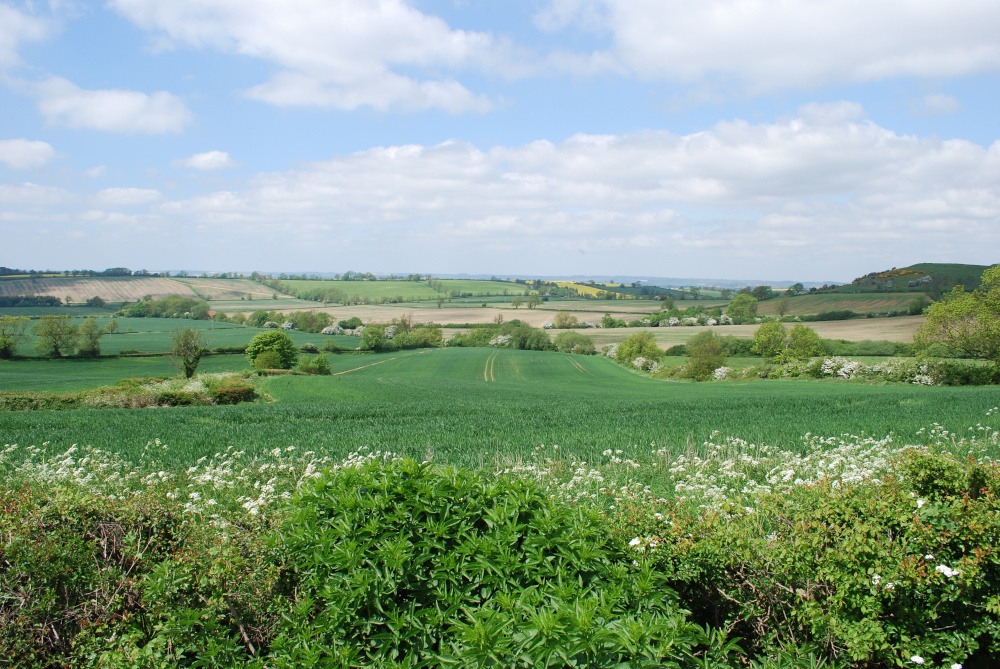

{"left": 1, "top": 0, "right": 999, "bottom": 282}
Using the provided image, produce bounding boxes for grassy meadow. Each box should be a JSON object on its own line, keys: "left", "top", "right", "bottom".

{"left": 2, "top": 347, "right": 996, "bottom": 487}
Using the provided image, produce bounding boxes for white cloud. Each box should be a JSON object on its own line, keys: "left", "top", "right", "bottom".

{"left": 541, "top": 0, "right": 1000, "bottom": 90}
{"left": 34, "top": 76, "right": 192, "bottom": 133}
{"left": 919, "top": 93, "right": 962, "bottom": 115}
{"left": 85, "top": 165, "right": 107, "bottom": 178}
{"left": 5, "top": 106, "right": 1000, "bottom": 277}
{"left": 174, "top": 150, "right": 235, "bottom": 171}
{"left": 0, "top": 139, "right": 56, "bottom": 169}
{"left": 0, "top": 4, "right": 50, "bottom": 69}
{"left": 93, "top": 187, "right": 163, "bottom": 206}
{"left": 108, "top": 0, "right": 508, "bottom": 113}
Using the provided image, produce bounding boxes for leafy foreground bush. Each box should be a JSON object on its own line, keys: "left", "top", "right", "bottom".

{"left": 0, "top": 452, "right": 732, "bottom": 668}
{"left": 5, "top": 414, "right": 1000, "bottom": 668}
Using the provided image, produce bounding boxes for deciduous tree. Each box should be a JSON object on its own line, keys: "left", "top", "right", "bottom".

{"left": 0, "top": 316, "right": 30, "bottom": 359}
{"left": 171, "top": 328, "right": 205, "bottom": 378}
{"left": 246, "top": 331, "right": 298, "bottom": 369}
{"left": 76, "top": 317, "right": 104, "bottom": 357}
{"left": 916, "top": 265, "right": 1000, "bottom": 365}
{"left": 33, "top": 315, "right": 79, "bottom": 357}
{"left": 726, "top": 293, "right": 758, "bottom": 324}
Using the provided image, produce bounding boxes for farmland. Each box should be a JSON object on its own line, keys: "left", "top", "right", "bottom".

{"left": 757, "top": 292, "right": 920, "bottom": 316}
{"left": 2, "top": 347, "right": 995, "bottom": 477}
{"left": 0, "top": 276, "right": 294, "bottom": 305}
{"left": 4, "top": 274, "right": 1000, "bottom": 668}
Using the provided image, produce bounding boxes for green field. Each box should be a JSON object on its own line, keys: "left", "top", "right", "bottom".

{"left": 279, "top": 278, "right": 524, "bottom": 303}
{"left": 6, "top": 317, "right": 361, "bottom": 356}
{"left": 2, "top": 348, "right": 995, "bottom": 483}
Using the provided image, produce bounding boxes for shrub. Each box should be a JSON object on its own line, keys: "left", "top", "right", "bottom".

{"left": 300, "top": 342, "right": 319, "bottom": 353}
{"left": 553, "top": 311, "right": 579, "bottom": 328}
{"left": 615, "top": 331, "right": 663, "bottom": 366}
{"left": 625, "top": 450, "right": 1000, "bottom": 666}
{"left": 682, "top": 331, "right": 727, "bottom": 380}
{"left": 253, "top": 350, "right": 284, "bottom": 371}
{"left": 267, "top": 459, "right": 729, "bottom": 667}
{"left": 246, "top": 331, "right": 298, "bottom": 369}
{"left": 553, "top": 331, "right": 596, "bottom": 354}
{"left": 154, "top": 390, "right": 202, "bottom": 406}
{"left": 298, "top": 354, "right": 332, "bottom": 375}
{"left": 210, "top": 382, "right": 257, "bottom": 404}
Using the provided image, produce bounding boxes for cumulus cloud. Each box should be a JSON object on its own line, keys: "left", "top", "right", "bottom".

{"left": 5, "top": 106, "right": 1000, "bottom": 277}
{"left": 174, "top": 150, "right": 235, "bottom": 170}
{"left": 108, "top": 0, "right": 508, "bottom": 113}
{"left": 0, "top": 4, "right": 50, "bottom": 69}
{"left": 0, "top": 139, "right": 56, "bottom": 169}
{"left": 540, "top": 0, "right": 1000, "bottom": 91}
{"left": 34, "top": 76, "right": 192, "bottom": 133}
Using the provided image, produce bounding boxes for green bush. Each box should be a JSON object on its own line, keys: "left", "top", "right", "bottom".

{"left": 246, "top": 331, "right": 298, "bottom": 369}
{"left": 267, "top": 459, "right": 730, "bottom": 667}
{"left": 154, "top": 390, "right": 203, "bottom": 406}
{"left": 298, "top": 354, "right": 332, "bottom": 375}
{"left": 253, "top": 349, "right": 284, "bottom": 371}
{"left": 209, "top": 383, "right": 257, "bottom": 404}
{"left": 553, "top": 330, "right": 596, "bottom": 354}
{"left": 620, "top": 450, "right": 1000, "bottom": 666}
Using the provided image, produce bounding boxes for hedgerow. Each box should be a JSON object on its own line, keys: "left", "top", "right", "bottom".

{"left": 3, "top": 409, "right": 1000, "bottom": 667}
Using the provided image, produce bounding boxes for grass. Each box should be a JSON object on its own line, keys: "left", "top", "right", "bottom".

{"left": 9, "top": 317, "right": 360, "bottom": 356}
{"left": 2, "top": 348, "right": 996, "bottom": 476}
{"left": 279, "top": 278, "right": 521, "bottom": 302}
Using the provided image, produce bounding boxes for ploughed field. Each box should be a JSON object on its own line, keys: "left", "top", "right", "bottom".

{"left": 1, "top": 347, "right": 995, "bottom": 479}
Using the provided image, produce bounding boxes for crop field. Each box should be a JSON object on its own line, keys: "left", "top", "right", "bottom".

{"left": 0, "top": 276, "right": 202, "bottom": 304}
{"left": 171, "top": 277, "right": 287, "bottom": 300}
{"left": 759, "top": 292, "right": 919, "bottom": 315}
{"left": 9, "top": 317, "right": 360, "bottom": 356}
{"left": 2, "top": 347, "right": 995, "bottom": 482}
{"left": 279, "top": 278, "right": 521, "bottom": 302}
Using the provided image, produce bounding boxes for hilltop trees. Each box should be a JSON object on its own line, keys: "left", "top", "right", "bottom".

{"left": 917, "top": 264, "right": 1000, "bottom": 365}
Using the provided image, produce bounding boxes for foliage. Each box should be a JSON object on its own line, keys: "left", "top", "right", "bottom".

{"left": 447, "top": 320, "right": 553, "bottom": 351}
{"left": 210, "top": 381, "right": 258, "bottom": 404}
{"left": 33, "top": 315, "right": 79, "bottom": 357}
{"left": 726, "top": 293, "right": 759, "bottom": 324}
{"left": 170, "top": 328, "right": 205, "bottom": 378}
{"left": 553, "top": 311, "right": 579, "bottom": 328}
{"left": 359, "top": 325, "right": 390, "bottom": 352}
{"left": 916, "top": 264, "right": 1000, "bottom": 365}
{"left": 246, "top": 331, "right": 298, "bottom": 369}
{"left": 298, "top": 354, "right": 332, "bottom": 375}
{"left": 614, "top": 331, "right": 663, "bottom": 366}
{"left": 75, "top": 317, "right": 104, "bottom": 357}
{"left": 253, "top": 350, "right": 285, "bottom": 371}
{"left": 683, "top": 331, "right": 727, "bottom": 380}
{"left": 787, "top": 324, "right": 825, "bottom": 359}
{"left": 553, "top": 331, "right": 596, "bottom": 354}
{"left": 0, "top": 315, "right": 30, "bottom": 359}
{"left": 752, "top": 322, "right": 787, "bottom": 360}
{"left": 622, "top": 448, "right": 1000, "bottom": 666}
{"left": 269, "top": 458, "right": 729, "bottom": 667}
{"left": 117, "top": 296, "right": 210, "bottom": 319}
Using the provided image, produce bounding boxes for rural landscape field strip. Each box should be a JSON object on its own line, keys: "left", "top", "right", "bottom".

{"left": 3, "top": 348, "right": 997, "bottom": 484}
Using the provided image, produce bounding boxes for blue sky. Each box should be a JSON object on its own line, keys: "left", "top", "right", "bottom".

{"left": 1, "top": 0, "right": 998, "bottom": 282}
